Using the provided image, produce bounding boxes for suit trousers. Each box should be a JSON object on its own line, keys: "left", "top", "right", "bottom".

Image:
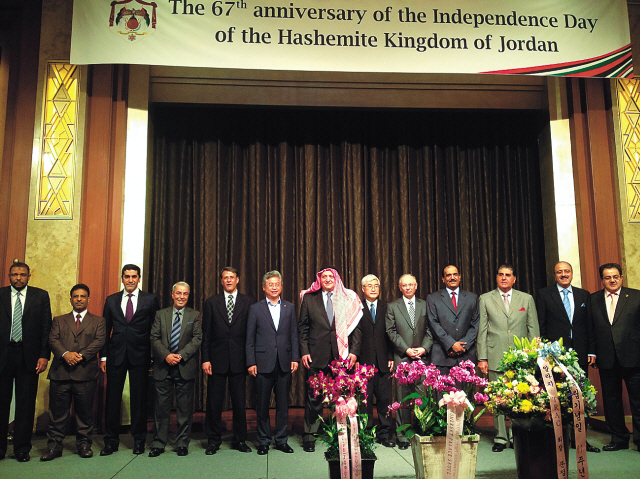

{"left": 395, "top": 361, "right": 426, "bottom": 443}
{"left": 255, "top": 362, "right": 291, "bottom": 446}
{"left": 47, "top": 379, "right": 97, "bottom": 451}
{"left": 0, "top": 343, "right": 39, "bottom": 455}
{"left": 303, "top": 366, "right": 331, "bottom": 443}
{"left": 152, "top": 366, "right": 195, "bottom": 449}
{"left": 489, "top": 370, "right": 511, "bottom": 445}
{"left": 206, "top": 371, "right": 247, "bottom": 445}
{"left": 599, "top": 355, "right": 640, "bottom": 446}
{"left": 104, "top": 356, "right": 149, "bottom": 446}
{"left": 363, "top": 370, "right": 392, "bottom": 440}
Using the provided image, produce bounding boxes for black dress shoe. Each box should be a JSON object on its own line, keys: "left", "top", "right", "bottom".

{"left": 148, "top": 448, "right": 164, "bottom": 457}
{"left": 15, "top": 452, "right": 30, "bottom": 462}
{"left": 231, "top": 441, "right": 252, "bottom": 453}
{"left": 378, "top": 438, "right": 396, "bottom": 448}
{"left": 257, "top": 445, "right": 269, "bottom": 455}
{"left": 40, "top": 449, "right": 62, "bottom": 461}
{"left": 205, "top": 444, "right": 219, "bottom": 455}
{"left": 586, "top": 442, "right": 601, "bottom": 453}
{"left": 133, "top": 443, "right": 145, "bottom": 455}
{"left": 275, "top": 443, "right": 294, "bottom": 453}
{"left": 397, "top": 441, "right": 410, "bottom": 450}
{"left": 603, "top": 442, "right": 629, "bottom": 451}
{"left": 100, "top": 444, "right": 118, "bottom": 456}
{"left": 77, "top": 445, "right": 93, "bottom": 458}
{"left": 492, "top": 443, "right": 506, "bottom": 452}
{"left": 176, "top": 447, "right": 188, "bottom": 456}
{"left": 303, "top": 441, "right": 315, "bottom": 452}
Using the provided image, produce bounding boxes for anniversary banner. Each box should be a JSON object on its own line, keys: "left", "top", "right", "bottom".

{"left": 70, "top": 0, "right": 633, "bottom": 78}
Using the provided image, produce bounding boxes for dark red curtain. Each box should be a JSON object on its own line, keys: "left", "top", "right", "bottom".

{"left": 147, "top": 106, "right": 547, "bottom": 408}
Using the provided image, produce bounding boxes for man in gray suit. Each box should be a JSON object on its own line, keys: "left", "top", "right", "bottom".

{"left": 477, "top": 264, "right": 539, "bottom": 452}
{"left": 386, "top": 273, "right": 433, "bottom": 449}
{"left": 148, "top": 282, "right": 202, "bottom": 457}
{"left": 426, "top": 265, "right": 479, "bottom": 375}
{"left": 246, "top": 271, "right": 299, "bottom": 455}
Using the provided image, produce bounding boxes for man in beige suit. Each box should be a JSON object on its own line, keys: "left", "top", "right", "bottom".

{"left": 41, "top": 284, "right": 106, "bottom": 461}
{"left": 477, "top": 264, "right": 539, "bottom": 452}
{"left": 149, "top": 282, "right": 202, "bottom": 457}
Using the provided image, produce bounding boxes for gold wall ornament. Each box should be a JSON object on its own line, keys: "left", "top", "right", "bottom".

{"left": 36, "top": 63, "right": 79, "bottom": 219}
{"left": 618, "top": 78, "right": 640, "bottom": 223}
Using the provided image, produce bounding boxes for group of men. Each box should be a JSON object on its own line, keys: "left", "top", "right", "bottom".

{"left": 1, "top": 259, "right": 639, "bottom": 463}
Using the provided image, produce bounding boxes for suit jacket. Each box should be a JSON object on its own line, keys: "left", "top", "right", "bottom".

{"left": 151, "top": 306, "right": 202, "bottom": 380}
{"left": 589, "top": 287, "right": 640, "bottom": 369}
{"left": 537, "top": 284, "right": 590, "bottom": 367}
{"left": 298, "top": 290, "right": 362, "bottom": 370}
{"left": 385, "top": 296, "right": 433, "bottom": 364}
{"left": 202, "top": 292, "right": 255, "bottom": 374}
{"left": 246, "top": 298, "right": 300, "bottom": 374}
{"left": 426, "top": 289, "right": 479, "bottom": 367}
{"left": 100, "top": 290, "right": 161, "bottom": 366}
{"left": 0, "top": 285, "right": 52, "bottom": 374}
{"left": 477, "top": 289, "right": 539, "bottom": 371}
{"left": 357, "top": 299, "right": 393, "bottom": 373}
{"left": 48, "top": 312, "right": 106, "bottom": 381}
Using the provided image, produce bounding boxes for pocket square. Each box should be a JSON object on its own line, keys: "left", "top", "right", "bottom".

{"left": 519, "top": 307, "right": 526, "bottom": 311}
{"left": 581, "top": 303, "right": 586, "bottom": 307}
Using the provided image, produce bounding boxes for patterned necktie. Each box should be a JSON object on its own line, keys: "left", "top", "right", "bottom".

{"left": 562, "top": 289, "right": 572, "bottom": 322}
{"left": 451, "top": 291, "right": 457, "bottom": 312}
{"left": 502, "top": 293, "right": 510, "bottom": 312}
{"left": 326, "top": 292, "right": 334, "bottom": 326}
{"left": 76, "top": 313, "right": 81, "bottom": 331}
{"left": 370, "top": 303, "right": 376, "bottom": 323}
{"left": 126, "top": 293, "right": 134, "bottom": 322}
{"left": 11, "top": 292, "right": 23, "bottom": 342}
{"left": 226, "top": 294, "right": 234, "bottom": 323}
{"left": 408, "top": 300, "right": 415, "bottom": 329}
{"left": 170, "top": 311, "right": 181, "bottom": 353}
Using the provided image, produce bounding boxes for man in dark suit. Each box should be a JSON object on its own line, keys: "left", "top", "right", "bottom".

{"left": 100, "top": 264, "right": 161, "bottom": 456}
{"left": 246, "top": 271, "right": 299, "bottom": 455}
{"left": 41, "top": 284, "right": 106, "bottom": 461}
{"left": 299, "top": 268, "right": 362, "bottom": 452}
{"left": 386, "top": 273, "right": 433, "bottom": 449}
{"left": 0, "top": 261, "right": 52, "bottom": 462}
{"left": 478, "top": 264, "right": 539, "bottom": 452}
{"left": 426, "top": 265, "right": 479, "bottom": 375}
{"left": 537, "top": 261, "right": 600, "bottom": 453}
{"left": 357, "top": 274, "right": 394, "bottom": 448}
{"left": 588, "top": 262, "right": 640, "bottom": 452}
{"left": 202, "top": 267, "right": 255, "bottom": 454}
{"left": 149, "top": 282, "right": 202, "bottom": 457}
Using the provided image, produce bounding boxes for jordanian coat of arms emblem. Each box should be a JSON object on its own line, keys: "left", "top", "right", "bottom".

{"left": 109, "top": 0, "right": 157, "bottom": 42}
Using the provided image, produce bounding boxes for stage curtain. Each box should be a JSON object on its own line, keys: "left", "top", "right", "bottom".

{"left": 147, "top": 106, "right": 547, "bottom": 410}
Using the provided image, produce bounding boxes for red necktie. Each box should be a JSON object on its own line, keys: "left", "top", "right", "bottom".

{"left": 76, "top": 314, "right": 81, "bottom": 331}
{"left": 451, "top": 292, "right": 457, "bottom": 312}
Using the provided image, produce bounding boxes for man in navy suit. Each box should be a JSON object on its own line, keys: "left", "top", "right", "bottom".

{"left": 0, "top": 261, "right": 52, "bottom": 462}
{"left": 537, "top": 261, "right": 600, "bottom": 453}
{"left": 100, "top": 264, "right": 161, "bottom": 456}
{"left": 246, "top": 271, "right": 299, "bottom": 455}
{"left": 588, "top": 263, "right": 640, "bottom": 452}
{"left": 202, "top": 267, "right": 255, "bottom": 454}
{"left": 426, "top": 265, "right": 479, "bottom": 375}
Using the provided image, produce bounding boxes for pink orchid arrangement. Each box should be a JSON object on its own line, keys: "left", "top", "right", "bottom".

{"left": 389, "top": 360, "right": 488, "bottom": 437}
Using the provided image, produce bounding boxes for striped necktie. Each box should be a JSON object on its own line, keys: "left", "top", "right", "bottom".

{"left": 11, "top": 292, "right": 23, "bottom": 342}
{"left": 170, "top": 311, "right": 181, "bottom": 353}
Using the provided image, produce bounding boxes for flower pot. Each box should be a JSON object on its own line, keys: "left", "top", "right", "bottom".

{"left": 410, "top": 434, "right": 480, "bottom": 479}
{"left": 325, "top": 452, "right": 376, "bottom": 479}
{"left": 511, "top": 418, "right": 570, "bottom": 479}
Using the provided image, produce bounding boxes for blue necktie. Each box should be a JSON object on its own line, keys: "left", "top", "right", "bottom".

{"left": 370, "top": 304, "right": 376, "bottom": 322}
{"left": 170, "top": 311, "right": 181, "bottom": 353}
{"left": 562, "top": 289, "right": 572, "bottom": 322}
{"left": 326, "top": 292, "right": 334, "bottom": 326}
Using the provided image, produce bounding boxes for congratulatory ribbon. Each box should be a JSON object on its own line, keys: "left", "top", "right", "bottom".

{"left": 334, "top": 397, "right": 361, "bottom": 479}
{"left": 439, "top": 391, "right": 471, "bottom": 479}
{"left": 537, "top": 341, "right": 589, "bottom": 479}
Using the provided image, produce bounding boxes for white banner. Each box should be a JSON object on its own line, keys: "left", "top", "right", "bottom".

{"left": 70, "top": 0, "right": 632, "bottom": 78}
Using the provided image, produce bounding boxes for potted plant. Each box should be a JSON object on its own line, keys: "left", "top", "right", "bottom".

{"left": 308, "top": 359, "right": 378, "bottom": 479}
{"left": 389, "top": 360, "right": 488, "bottom": 479}
{"left": 484, "top": 337, "right": 598, "bottom": 479}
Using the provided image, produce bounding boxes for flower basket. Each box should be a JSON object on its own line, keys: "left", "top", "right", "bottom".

{"left": 325, "top": 451, "right": 376, "bottom": 479}
{"left": 410, "top": 434, "right": 480, "bottom": 479}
